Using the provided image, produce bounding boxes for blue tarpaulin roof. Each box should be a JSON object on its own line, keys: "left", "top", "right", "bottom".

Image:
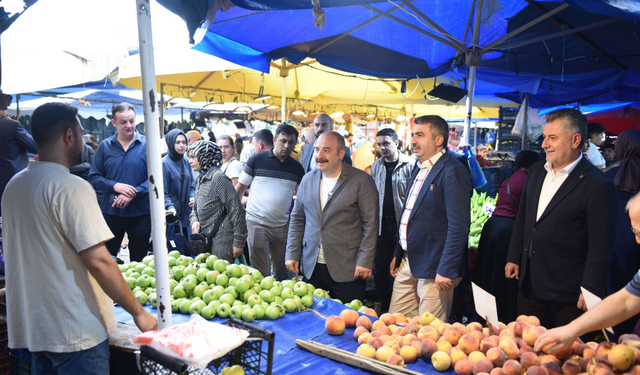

{"left": 157, "top": 0, "right": 640, "bottom": 106}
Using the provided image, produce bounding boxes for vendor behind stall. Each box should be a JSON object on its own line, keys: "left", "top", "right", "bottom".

{"left": 2, "top": 102, "right": 157, "bottom": 374}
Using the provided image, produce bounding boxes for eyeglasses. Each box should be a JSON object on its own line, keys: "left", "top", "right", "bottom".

{"left": 632, "top": 227, "right": 640, "bottom": 237}
{"left": 175, "top": 141, "right": 187, "bottom": 146}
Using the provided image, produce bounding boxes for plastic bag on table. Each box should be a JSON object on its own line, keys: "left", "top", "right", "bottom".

{"left": 132, "top": 314, "right": 249, "bottom": 368}
{"left": 512, "top": 105, "right": 545, "bottom": 142}
{"left": 458, "top": 145, "right": 487, "bottom": 189}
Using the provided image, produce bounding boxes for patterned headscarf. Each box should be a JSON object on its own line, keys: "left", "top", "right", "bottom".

{"left": 189, "top": 140, "right": 222, "bottom": 173}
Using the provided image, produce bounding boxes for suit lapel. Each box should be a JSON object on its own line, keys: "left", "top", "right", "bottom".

{"left": 408, "top": 153, "right": 448, "bottom": 222}
{"left": 528, "top": 164, "right": 547, "bottom": 220}
{"left": 323, "top": 164, "right": 349, "bottom": 212}
{"left": 310, "top": 170, "right": 322, "bottom": 220}
{"left": 537, "top": 158, "right": 591, "bottom": 222}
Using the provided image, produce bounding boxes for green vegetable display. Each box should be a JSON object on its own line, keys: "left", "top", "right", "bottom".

{"left": 468, "top": 190, "right": 498, "bottom": 249}
{"left": 120, "top": 252, "right": 368, "bottom": 320}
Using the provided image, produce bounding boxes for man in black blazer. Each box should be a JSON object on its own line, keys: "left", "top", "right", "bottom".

{"left": 506, "top": 108, "right": 617, "bottom": 329}
{"left": 300, "top": 114, "right": 351, "bottom": 172}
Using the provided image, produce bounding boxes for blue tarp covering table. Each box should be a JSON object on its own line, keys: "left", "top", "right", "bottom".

{"left": 115, "top": 297, "right": 454, "bottom": 375}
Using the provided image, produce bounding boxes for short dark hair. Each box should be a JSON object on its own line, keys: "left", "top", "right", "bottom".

{"left": 112, "top": 103, "right": 135, "bottom": 118}
{"left": 276, "top": 124, "right": 298, "bottom": 139}
{"left": 545, "top": 109, "right": 587, "bottom": 149}
{"left": 376, "top": 128, "right": 398, "bottom": 141}
{"left": 587, "top": 122, "right": 606, "bottom": 138}
{"left": 321, "top": 131, "right": 346, "bottom": 154}
{"left": 253, "top": 129, "right": 274, "bottom": 147}
{"left": 603, "top": 143, "right": 615, "bottom": 151}
{"left": 31, "top": 102, "right": 79, "bottom": 149}
{"left": 415, "top": 115, "right": 449, "bottom": 145}
{"left": 514, "top": 150, "right": 540, "bottom": 171}
{"left": 218, "top": 134, "right": 234, "bottom": 147}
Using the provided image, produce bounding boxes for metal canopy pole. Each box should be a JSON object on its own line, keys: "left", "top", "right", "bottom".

{"left": 135, "top": 0, "right": 171, "bottom": 329}
{"left": 522, "top": 93, "right": 530, "bottom": 150}
{"left": 281, "top": 77, "right": 286, "bottom": 122}
{"left": 463, "top": 0, "right": 483, "bottom": 146}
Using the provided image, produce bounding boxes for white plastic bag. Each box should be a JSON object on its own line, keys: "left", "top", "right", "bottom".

{"left": 512, "top": 105, "right": 545, "bottom": 142}
{"left": 132, "top": 314, "right": 250, "bottom": 368}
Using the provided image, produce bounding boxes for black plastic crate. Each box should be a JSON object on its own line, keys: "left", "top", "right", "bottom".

{"left": 9, "top": 349, "right": 31, "bottom": 375}
{"left": 0, "top": 321, "right": 8, "bottom": 375}
{"left": 139, "top": 318, "right": 274, "bottom": 375}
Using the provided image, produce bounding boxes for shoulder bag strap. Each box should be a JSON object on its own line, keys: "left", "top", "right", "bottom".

{"left": 506, "top": 176, "right": 515, "bottom": 208}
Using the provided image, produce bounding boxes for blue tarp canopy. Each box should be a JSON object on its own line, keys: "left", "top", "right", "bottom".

{"left": 156, "top": 0, "right": 640, "bottom": 106}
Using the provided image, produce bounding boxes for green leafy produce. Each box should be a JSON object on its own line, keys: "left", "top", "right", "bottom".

{"left": 468, "top": 190, "right": 498, "bottom": 249}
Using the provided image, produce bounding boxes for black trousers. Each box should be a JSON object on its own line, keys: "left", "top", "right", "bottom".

{"left": 103, "top": 214, "right": 151, "bottom": 262}
{"left": 518, "top": 263, "right": 587, "bottom": 330}
{"left": 374, "top": 237, "right": 396, "bottom": 309}
{"left": 306, "top": 263, "right": 366, "bottom": 303}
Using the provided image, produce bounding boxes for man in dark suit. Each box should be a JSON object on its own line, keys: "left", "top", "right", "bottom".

{"left": 389, "top": 115, "right": 473, "bottom": 320}
{"left": 300, "top": 114, "right": 351, "bottom": 172}
{"left": 0, "top": 90, "right": 38, "bottom": 216}
{"left": 506, "top": 108, "right": 617, "bottom": 329}
{"left": 286, "top": 131, "right": 378, "bottom": 303}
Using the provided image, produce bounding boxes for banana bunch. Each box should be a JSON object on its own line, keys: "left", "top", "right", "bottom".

{"left": 468, "top": 190, "right": 498, "bottom": 249}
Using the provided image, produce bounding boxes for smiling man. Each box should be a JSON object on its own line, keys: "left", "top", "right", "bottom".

{"left": 89, "top": 103, "right": 151, "bottom": 262}
{"left": 235, "top": 125, "right": 305, "bottom": 280}
{"left": 389, "top": 115, "right": 472, "bottom": 321}
{"left": 505, "top": 108, "right": 616, "bottom": 330}
{"left": 286, "top": 131, "right": 378, "bottom": 302}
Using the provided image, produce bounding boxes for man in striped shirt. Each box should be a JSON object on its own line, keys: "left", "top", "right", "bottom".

{"left": 389, "top": 115, "right": 472, "bottom": 320}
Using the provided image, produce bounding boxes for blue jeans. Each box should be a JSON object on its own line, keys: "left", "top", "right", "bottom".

{"left": 31, "top": 339, "right": 109, "bottom": 375}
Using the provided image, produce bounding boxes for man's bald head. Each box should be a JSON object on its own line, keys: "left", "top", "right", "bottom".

{"left": 627, "top": 192, "right": 640, "bottom": 244}
{"left": 313, "top": 114, "right": 333, "bottom": 137}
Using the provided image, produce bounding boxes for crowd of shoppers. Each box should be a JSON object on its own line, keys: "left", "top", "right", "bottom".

{"left": 3, "top": 100, "right": 640, "bottom": 373}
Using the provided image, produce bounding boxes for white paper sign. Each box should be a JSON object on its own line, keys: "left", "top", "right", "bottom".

{"left": 580, "top": 287, "right": 614, "bottom": 334}
{"left": 471, "top": 282, "right": 499, "bottom": 330}
{"left": 482, "top": 202, "right": 496, "bottom": 216}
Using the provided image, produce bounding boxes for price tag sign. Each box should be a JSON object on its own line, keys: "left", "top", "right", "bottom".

{"left": 482, "top": 202, "right": 495, "bottom": 216}
{"left": 472, "top": 282, "right": 499, "bottom": 330}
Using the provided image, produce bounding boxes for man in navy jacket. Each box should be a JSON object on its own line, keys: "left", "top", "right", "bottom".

{"left": 389, "top": 115, "right": 472, "bottom": 320}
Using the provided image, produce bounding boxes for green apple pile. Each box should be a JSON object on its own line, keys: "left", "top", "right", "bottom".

{"left": 119, "top": 251, "right": 336, "bottom": 322}
{"left": 468, "top": 190, "right": 498, "bottom": 249}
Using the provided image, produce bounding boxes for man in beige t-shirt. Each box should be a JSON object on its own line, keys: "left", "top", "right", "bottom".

{"left": 2, "top": 102, "right": 156, "bottom": 375}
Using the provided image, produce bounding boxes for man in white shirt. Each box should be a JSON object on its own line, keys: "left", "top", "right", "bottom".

{"left": 505, "top": 108, "right": 616, "bottom": 329}
{"left": 2, "top": 103, "right": 157, "bottom": 375}
{"left": 585, "top": 122, "right": 606, "bottom": 169}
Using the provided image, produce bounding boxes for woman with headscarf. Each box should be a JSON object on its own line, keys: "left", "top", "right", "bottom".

{"left": 473, "top": 150, "right": 540, "bottom": 323}
{"left": 162, "top": 129, "right": 195, "bottom": 254}
{"left": 188, "top": 141, "right": 247, "bottom": 262}
{"left": 604, "top": 130, "right": 640, "bottom": 339}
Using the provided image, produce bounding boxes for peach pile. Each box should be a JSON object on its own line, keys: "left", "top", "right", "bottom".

{"left": 332, "top": 309, "right": 640, "bottom": 373}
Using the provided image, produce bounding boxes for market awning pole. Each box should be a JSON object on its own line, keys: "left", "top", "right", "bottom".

{"left": 281, "top": 76, "right": 286, "bottom": 122}
{"left": 522, "top": 92, "right": 530, "bottom": 150}
{"left": 135, "top": 0, "right": 172, "bottom": 329}
{"left": 16, "top": 94, "right": 20, "bottom": 118}
{"left": 160, "top": 83, "right": 165, "bottom": 135}
{"left": 463, "top": 0, "right": 483, "bottom": 146}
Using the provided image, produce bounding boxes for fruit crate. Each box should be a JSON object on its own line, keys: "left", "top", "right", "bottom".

{"left": 139, "top": 318, "right": 274, "bottom": 375}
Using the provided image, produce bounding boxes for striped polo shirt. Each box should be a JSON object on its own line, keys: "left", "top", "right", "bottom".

{"left": 238, "top": 150, "right": 305, "bottom": 227}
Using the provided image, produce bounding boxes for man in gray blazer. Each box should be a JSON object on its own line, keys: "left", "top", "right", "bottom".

{"left": 286, "top": 131, "right": 379, "bottom": 303}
